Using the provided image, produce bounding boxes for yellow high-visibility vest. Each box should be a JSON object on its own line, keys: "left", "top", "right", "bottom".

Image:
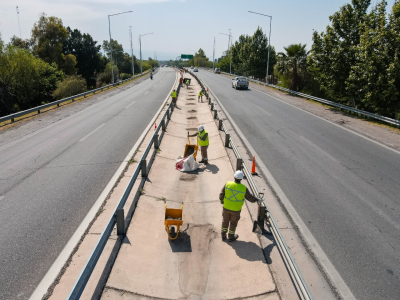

{"left": 198, "top": 130, "right": 209, "bottom": 146}
{"left": 223, "top": 181, "right": 247, "bottom": 211}
{"left": 171, "top": 91, "right": 177, "bottom": 97}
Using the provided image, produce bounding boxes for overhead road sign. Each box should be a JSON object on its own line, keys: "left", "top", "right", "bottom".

{"left": 181, "top": 54, "right": 194, "bottom": 59}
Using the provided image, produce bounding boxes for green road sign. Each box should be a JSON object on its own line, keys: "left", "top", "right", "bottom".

{"left": 181, "top": 54, "right": 194, "bottom": 59}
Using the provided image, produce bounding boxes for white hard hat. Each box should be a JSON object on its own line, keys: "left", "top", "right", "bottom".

{"left": 234, "top": 170, "right": 244, "bottom": 180}
{"left": 198, "top": 125, "right": 204, "bottom": 132}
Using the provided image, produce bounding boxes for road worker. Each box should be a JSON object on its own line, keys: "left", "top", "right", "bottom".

{"left": 185, "top": 78, "right": 190, "bottom": 89}
{"left": 180, "top": 77, "right": 183, "bottom": 86}
{"left": 171, "top": 89, "right": 177, "bottom": 106}
{"left": 219, "top": 170, "right": 259, "bottom": 242}
{"left": 188, "top": 125, "right": 209, "bottom": 164}
{"left": 198, "top": 89, "right": 204, "bottom": 102}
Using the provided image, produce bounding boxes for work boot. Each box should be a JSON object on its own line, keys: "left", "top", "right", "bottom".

{"left": 228, "top": 234, "right": 239, "bottom": 242}
{"left": 221, "top": 233, "right": 227, "bottom": 240}
{"left": 199, "top": 159, "right": 205, "bottom": 163}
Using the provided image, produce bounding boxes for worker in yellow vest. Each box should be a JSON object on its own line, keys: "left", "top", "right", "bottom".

{"left": 188, "top": 125, "right": 209, "bottom": 164}
{"left": 171, "top": 89, "right": 177, "bottom": 106}
{"left": 219, "top": 170, "right": 259, "bottom": 242}
{"left": 198, "top": 89, "right": 204, "bottom": 102}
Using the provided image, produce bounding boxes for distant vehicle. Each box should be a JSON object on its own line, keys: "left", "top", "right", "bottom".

{"left": 193, "top": 68, "right": 198, "bottom": 72}
{"left": 214, "top": 68, "right": 221, "bottom": 74}
{"left": 232, "top": 77, "right": 249, "bottom": 90}
{"left": 191, "top": 66, "right": 194, "bottom": 69}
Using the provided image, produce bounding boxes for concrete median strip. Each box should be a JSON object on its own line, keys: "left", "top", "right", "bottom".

{"left": 100, "top": 74, "right": 280, "bottom": 299}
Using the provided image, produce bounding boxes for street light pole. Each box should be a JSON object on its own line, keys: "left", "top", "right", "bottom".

{"left": 249, "top": 11, "right": 272, "bottom": 84}
{"left": 138, "top": 32, "right": 154, "bottom": 75}
{"left": 129, "top": 26, "right": 134, "bottom": 76}
{"left": 219, "top": 31, "right": 232, "bottom": 74}
{"left": 108, "top": 11, "right": 132, "bottom": 84}
{"left": 212, "top": 37, "right": 215, "bottom": 70}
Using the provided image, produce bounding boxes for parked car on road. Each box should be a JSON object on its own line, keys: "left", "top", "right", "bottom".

{"left": 214, "top": 68, "right": 221, "bottom": 74}
{"left": 191, "top": 66, "right": 194, "bottom": 69}
{"left": 232, "top": 77, "right": 249, "bottom": 89}
{"left": 193, "top": 68, "right": 198, "bottom": 72}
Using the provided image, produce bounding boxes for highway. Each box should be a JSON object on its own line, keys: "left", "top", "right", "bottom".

{"left": 0, "top": 67, "right": 176, "bottom": 300}
{"left": 197, "top": 70, "right": 400, "bottom": 300}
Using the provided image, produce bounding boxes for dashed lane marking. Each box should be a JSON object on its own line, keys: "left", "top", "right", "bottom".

{"left": 80, "top": 123, "right": 105, "bottom": 142}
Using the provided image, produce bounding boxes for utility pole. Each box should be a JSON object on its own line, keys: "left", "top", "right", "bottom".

{"left": 129, "top": 26, "right": 134, "bottom": 76}
{"left": 228, "top": 29, "right": 232, "bottom": 74}
{"left": 212, "top": 37, "right": 215, "bottom": 70}
{"left": 16, "top": 6, "right": 21, "bottom": 38}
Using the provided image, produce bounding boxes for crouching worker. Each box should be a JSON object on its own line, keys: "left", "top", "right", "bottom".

{"left": 219, "top": 170, "right": 260, "bottom": 242}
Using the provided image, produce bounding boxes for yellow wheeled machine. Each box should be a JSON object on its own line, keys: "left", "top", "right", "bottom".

{"left": 165, "top": 202, "right": 184, "bottom": 240}
{"left": 184, "top": 133, "right": 198, "bottom": 160}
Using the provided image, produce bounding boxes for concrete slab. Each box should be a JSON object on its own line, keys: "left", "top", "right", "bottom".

{"left": 102, "top": 73, "right": 278, "bottom": 299}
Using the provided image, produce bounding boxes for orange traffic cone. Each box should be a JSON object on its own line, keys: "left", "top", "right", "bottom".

{"left": 251, "top": 156, "right": 257, "bottom": 175}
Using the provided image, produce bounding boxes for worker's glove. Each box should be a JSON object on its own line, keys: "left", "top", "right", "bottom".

{"left": 220, "top": 199, "right": 224, "bottom": 205}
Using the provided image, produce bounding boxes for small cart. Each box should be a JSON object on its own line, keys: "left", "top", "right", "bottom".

{"left": 184, "top": 135, "right": 198, "bottom": 160}
{"left": 165, "top": 202, "right": 184, "bottom": 240}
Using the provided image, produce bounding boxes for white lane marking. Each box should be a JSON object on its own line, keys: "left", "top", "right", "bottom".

{"left": 144, "top": 91, "right": 149, "bottom": 95}
{"left": 254, "top": 105, "right": 271, "bottom": 116}
{"left": 154, "top": 84, "right": 157, "bottom": 87}
{"left": 80, "top": 123, "right": 105, "bottom": 142}
{"left": 300, "top": 136, "right": 339, "bottom": 163}
{"left": 125, "top": 101, "right": 136, "bottom": 109}
{"left": 251, "top": 86, "right": 400, "bottom": 156}
{"left": 239, "top": 93, "right": 245, "bottom": 99}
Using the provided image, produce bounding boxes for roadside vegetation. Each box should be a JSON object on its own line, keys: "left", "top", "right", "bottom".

{"left": 0, "top": 13, "right": 158, "bottom": 117}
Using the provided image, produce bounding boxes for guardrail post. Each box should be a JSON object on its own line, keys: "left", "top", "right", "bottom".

{"left": 218, "top": 119, "right": 223, "bottom": 130}
{"left": 214, "top": 110, "right": 218, "bottom": 119}
{"left": 225, "top": 133, "right": 230, "bottom": 147}
{"left": 116, "top": 209, "right": 125, "bottom": 236}
{"left": 210, "top": 103, "right": 214, "bottom": 111}
{"left": 38, "top": 109, "right": 40, "bottom": 114}
{"left": 166, "top": 109, "right": 170, "bottom": 120}
{"left": 141, "top": 159, "right": 147, "bottom": 177}
{"left": 153, "top": 134, "right": 159, "bottom": 149}
{"left": 208, "top": 97, "right": 211, "bottom": 105}
{"left": 57, "top": 103, "right": 60, "bottom": 107}
{"left": 161, "top": 119, "right": 166, "bottom": 131}
{"left": 236, "top": 158, "right": 242, "bottom": 171}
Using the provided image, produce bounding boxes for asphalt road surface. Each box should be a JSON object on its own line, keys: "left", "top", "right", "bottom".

{"left": 0, "top": 67, "right": 176, "bottom": 300}
{"left": 197, "top": 70, "right": 400, "bottom": 300}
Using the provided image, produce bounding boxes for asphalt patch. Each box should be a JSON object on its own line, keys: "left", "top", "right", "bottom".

{"left": 179, "top": 174, "right": 197, "bottom": 181}
{"left": 187, "top": 117, "right": 197, "bottom": 120}
{"left": 186, "top": 103, "right": 195, "bottom": 105}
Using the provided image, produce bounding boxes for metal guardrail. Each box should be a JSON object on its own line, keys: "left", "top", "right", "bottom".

{"left": 189, "top": 70, "right": 314, "bottom": 300}
{"left": 217, "top": 70, "right": 400, "bottom": 128}
{"left": 0, "top": 70, "right": 153, "bottom": 124}
{"left": 67, "top": 71, "right": 180, "bottom": 300}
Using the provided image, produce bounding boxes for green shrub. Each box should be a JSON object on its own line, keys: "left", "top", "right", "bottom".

{"left": 120, "top": 73, "right": 132, "bottom": 80}
{"left": 53, "top": 75, "right": 87, "bottom": 99}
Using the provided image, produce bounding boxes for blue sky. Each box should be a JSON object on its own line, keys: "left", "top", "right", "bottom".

{"left": 0, "top": 0, "right": 397, "bottom": 60}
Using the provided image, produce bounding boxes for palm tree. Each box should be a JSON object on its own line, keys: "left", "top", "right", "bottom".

{"left": 276, "top": 44, "right": 308, "bottom": 91}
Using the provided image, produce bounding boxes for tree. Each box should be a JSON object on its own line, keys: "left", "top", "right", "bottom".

{"left": 0, "top": 44, "right": 63, "bottom": 116}
{"left": 10, "top": 35, "right": 31, "bottom": 50}
{"left": 276, "top": 44, "right": 308, "bottom": 91}
{"left": 102, "top": 39, "right": 124, "bottom": 68}
{"left": 308, "top": 0, "right": 371, "bottom": 105}
{"left": 63, "top": 27, "right": 102, "bottom": 87}
{"left": 53, "top": 75, "right": 87, "bottom": 99}
{"left": 31, "top": 13, "right": 76, "bottom": 74}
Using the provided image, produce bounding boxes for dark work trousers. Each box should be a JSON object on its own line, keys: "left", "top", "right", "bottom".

{"left": 172, "top": 97, "right": 177, "bottom": 106}
{"left": 200, "top": 145, "right": 208, "bottom": 161}
{"left": 221, "top": 207, "right": 241, "bottom": 239}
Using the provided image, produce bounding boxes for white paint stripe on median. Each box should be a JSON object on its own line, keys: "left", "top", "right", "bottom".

{"left": 80, "top": 123, "right": 105, "bottom": 142}
{"left": 144, "top": 91, "right": 149, "bottom": 95}
{"left": 125, "top": 101, "right": 136, "bottom": 109}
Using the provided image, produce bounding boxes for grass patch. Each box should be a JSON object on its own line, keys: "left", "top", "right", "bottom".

{"left": 139, "top": 188, "right": 145, "bottom": 195}
{"left": 157, "top": 197, "right": 166, "bottom": 201}
{"left": 128, "top": 158, "right": 137, "bottom": 164}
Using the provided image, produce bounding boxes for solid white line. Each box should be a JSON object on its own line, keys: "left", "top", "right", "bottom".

{"left": 29, "top": 70, "right": 178, "bottom": 300}
{"left": 251, "top": 85, "right": 400, "bottom": 156}
{"left": 144, "top": 91, "right": 149, "bottom": 95}
{"left": 79, "top": 123, "right": 105, "bottom": 142}
{"left": 254, "top": 104, "right": 271, "bottom": 116}
{"left": 125, "top": 101, "right": 136, "bottom": 109}
{"left": 154, "top": 84, "right": 157, "bottom": 87}
{"left": 300, "top": 136, "right": 339, "bottom": 163}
